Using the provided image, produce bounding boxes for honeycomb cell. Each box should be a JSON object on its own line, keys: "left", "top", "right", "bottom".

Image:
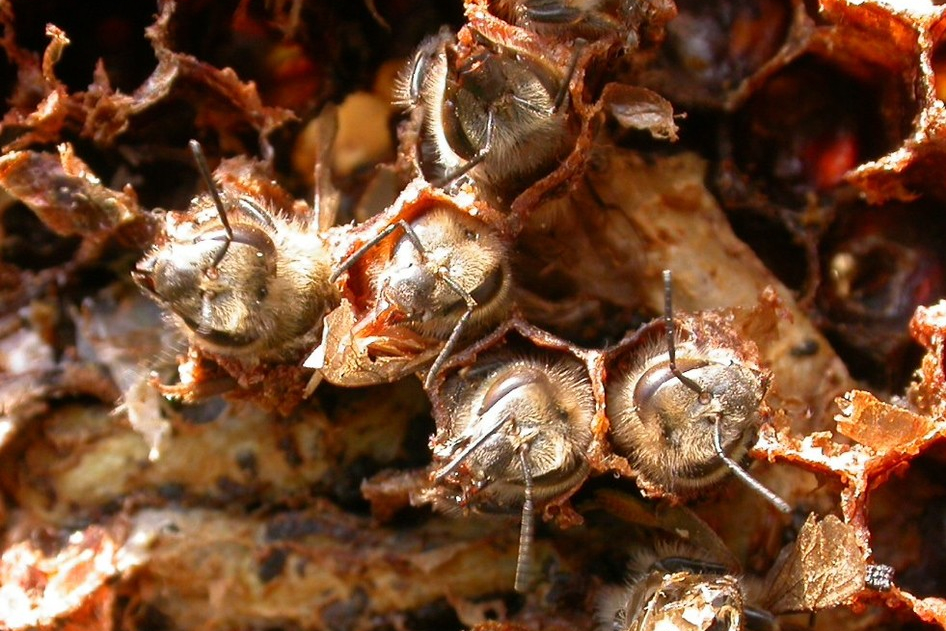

{"left": 867, "top": 453, "right": 946, "bottom": 600}
{"left": 730, "top": 55, "right": 898, "bottom": 206}
{"left": 8, "top": 0, "right": 157, "bottom": 93}
{"left": 639, "top": 0, "right": 794, "bottom": 108}
{"left": 817, "top": 201, "right": 946, "bottom": 390}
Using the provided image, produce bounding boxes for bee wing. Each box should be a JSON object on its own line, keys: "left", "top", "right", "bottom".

{"left": 312, "top": 103, "right": 340, "bottom": 233}
{"left": 760, "top": 514, "right": 866, "bottom": 614}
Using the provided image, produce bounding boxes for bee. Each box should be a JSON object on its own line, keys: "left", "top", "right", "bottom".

{"left": 489, "top": 0, "right": 664, "bottom": 44}
{"left": 606, "top": 270, "right": 790, "bottom": 513}
{"left": 133, "top": 140, "right": 338, "bottom": 364}
{"left": 599, "top": 514, "right": 891, "bottom": 631}
{"left": 325, "top": 201, "right": 513, "bottom": 389}
{"left": 598, "top": 547, "right": 773, "bottom": 631}
{"left": 422, "top": 349, "right": 595, "bottom": 592}
{"left": 396, "top": 27, "right": 579, "bottom": 195}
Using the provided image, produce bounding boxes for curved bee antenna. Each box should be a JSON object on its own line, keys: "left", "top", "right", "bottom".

{"left": 515, "top": 442, "right": 537, "bottom": 593}
{"left": 663, "top": 270, "right": 710, "bottom": 403}
{"left": 712, "top": 415, "right": 790, "bottom": 514}
{"left": 434, "top": 411, "right": 510, "bottom": 482}
{"left": 424, "top": 273, "right": 476, "bottom": 390}
{"left": 330, "top": 219, "right": 425, "bottom": 283}
{"left": 432, "top": 111, "right": 495, "bottom": 188}
{"left": 189, "top": 140, "right": 233, "bottom": 270}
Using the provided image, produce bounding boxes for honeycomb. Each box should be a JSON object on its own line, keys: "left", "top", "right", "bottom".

{"left": 1, "top": 0, "right": 946, "bottom": 629}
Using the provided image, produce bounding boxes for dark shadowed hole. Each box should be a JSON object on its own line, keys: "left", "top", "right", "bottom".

{"left": 1, "top": 203, "right": 81, "bottom": 270}
{"left": 10, "top": 0, "right": 157, "bottom": 92}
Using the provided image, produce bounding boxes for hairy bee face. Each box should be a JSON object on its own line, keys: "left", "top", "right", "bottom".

{"left": 135, "top": 195, "right": 337, "bottom": 361}
{"left": 375, "top": 208, "right": 512, "bottom": 340}
{"left": 606, "top": 339, "right": 767, "bottom": 492}
{"left": 430, "top": 352, "right": 595, "bottom": 510}
{"left": 398, "top": 30, "right": 572, "bottom": 190}
{"left": 600, "top": 565, "right": 746, "bottom": 631}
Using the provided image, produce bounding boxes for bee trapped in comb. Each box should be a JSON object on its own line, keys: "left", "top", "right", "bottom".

{"left": 606, "top": 270, "right": 790, "bottom": 514}
{"left": 489, "top": 0, "right": 668, "bottom": 45}
{"left": 418, "top": 348, "right": 595, "bottom": 592}
{"left": 396, "top": 26, "right": 580, "bottom": 197}
{"left": 318, "top": 199, "right": 513, "bottom": 389}
{"left": 133, "top": 123, "right": 340, "bottom": 369}
{"left": 597, "top": 544, "right": 777, "bottom": 631}
{"left": 599, "top": 512, "right": 889, "bottom": 631}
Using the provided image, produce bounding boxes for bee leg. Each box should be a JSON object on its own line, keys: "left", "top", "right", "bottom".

{"left": 310, "top": 103, "right": 340, "bottom": 232}
{"left": 197, "top": 291, "right": 215, "bottom": 337}
{"left": 553, "top": 39, "right": 584, "bottom": 111}
{"left": 432, "top": 111, "right": 495, "bottom": 188}
{"left": 712, "top": 418, "right": 791, "bottom": 514}
{"left": 515, "top": 441, "right": 537, "bottom": 593}
{"left": 189, "top": 140, "right": 234, "bottom": 270}
{"left": 423, "top": 272, "right": 477, "bottom": 390}
{"left": 330, "top": 219, "right": 424, "bottom": 283}
{"left": 236, "top": 198, "right": 277, "bottom": 231}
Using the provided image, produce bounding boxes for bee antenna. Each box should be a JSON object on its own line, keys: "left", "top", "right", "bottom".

{"left": 515, "top": 443, "right": 536, "bottom": 593}
{"left": 189, "top": 140, "right": 233, "bottom": 268}
{"left": 424, "top": 272, "right": 475, "bottom": 390}
{"left": 330, "top": 219, "right": 422, "bottom": 284}
{"left": 662, "top": 270, "right": 709, "bottom": 403}
{"left": 712, "top": 418, "right": 791, "bottom": 514}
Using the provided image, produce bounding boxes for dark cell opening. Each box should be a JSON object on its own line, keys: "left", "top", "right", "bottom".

{"left": 727, "top": 211, "right": 810, "bottom": 293}
{"left": 10, "top": 0, "right": 157, "bottom": 93}
{"left": 653, "top": 0, "right": 793, "bottom": 106}
{"left": 868, "top": 454, "right": 946, "bottom": 599}
{"left": 731, "top": 56, "right": 896, "bottom": 206}
{"left": 818, "top": 202, "right": 946, "bottom": 392}
{"left": 0, "top": 203, "right": 81, "bottom": 270}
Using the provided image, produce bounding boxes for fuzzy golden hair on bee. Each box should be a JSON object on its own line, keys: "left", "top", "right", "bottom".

{"left": 605, "top": 270, "right": 789, "bottom": 513}
{"left": 372, "top": 208, "right": 512, "bottom": 341}
{"left": 432, "top": 352, "right": 595, "bottom": 504}
{"left": 606, "top": 334, "right": 767, "bottom": 492}
{"left": 331, "top": 204, "right": 513, "bottom": 389}
{"left": 395, "top": 28, "right": 574, "bottom": 190}
{"left": 133, "top": 142, "right": 339, "bottom": 364}
{"left": 428, "top": 350, "right": 595, "bottom": 591}
{"left": 392, "top": 28, "right": 452, "bottom": 111}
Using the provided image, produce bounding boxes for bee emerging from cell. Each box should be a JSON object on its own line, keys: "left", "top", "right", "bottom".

{"left": 488, "top": 0, "right": 674, "bottom": 46}
{"left": 599, "top": 513, "right": 891, "bottom": 631}
{"left": 397, "top": 26, "right": 580, "bottom": 198}
{"left": 606, "top": 270, "right": 790, "bottom": 513}
{"left": 315, "top": 191, "right": 513, "bottom": 389}
{"left": 419, "top": 346, "right": 595, "bottom": 591}
{"left": 133, "top": 138, "right": 339, "bottom": 369}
